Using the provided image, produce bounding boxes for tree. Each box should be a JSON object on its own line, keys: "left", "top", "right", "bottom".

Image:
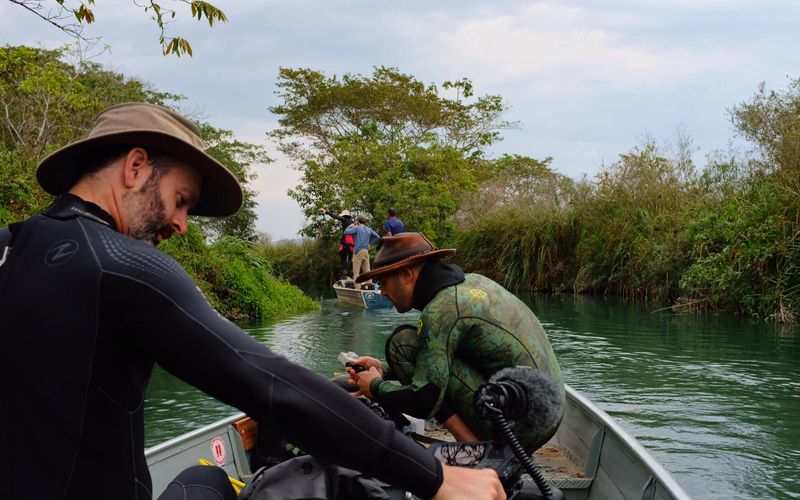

{"left": 454, "top": 154, "right": 574, "bottom": 228}
{"left": 0, "top": 44, "right": 266, "bottom": 241}
{"left": 270, "top": 66, "right": 515, "bottom": 242}
{"left": 0, "top": 44, "right": 174, "bottom": 223}
{"left": 732, "top": 78, "right": 800, "bottom": 190}
{"left": 8, "top": 0, "right": 226, "bottom": 56}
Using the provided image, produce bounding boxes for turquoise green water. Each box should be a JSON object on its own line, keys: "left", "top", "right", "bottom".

{"left": 144, "top": 295, "right": 800, "bottom": 499}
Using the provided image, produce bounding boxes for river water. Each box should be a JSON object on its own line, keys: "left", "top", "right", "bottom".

{"left": 144, "top": 294, "right": 800, "bottom": 499}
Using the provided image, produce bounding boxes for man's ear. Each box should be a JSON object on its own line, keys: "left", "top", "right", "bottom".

{"left": 122, "top": 147, "right": 153, "bottom": 189}
{"left": 399, "top": 266, "right": 416, "bottom": 285}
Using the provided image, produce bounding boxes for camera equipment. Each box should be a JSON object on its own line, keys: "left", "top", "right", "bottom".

{"left": 429, "top": 367, "right": 564, "bottom": 499}
{"left": 349, "top": 363, "right": 366, "bottom": 373}
{"left": 337, "top": 351, "right": 366, "bottom": 372}
{"left": 471, "top": 367, "right": 565, "bottom": 500}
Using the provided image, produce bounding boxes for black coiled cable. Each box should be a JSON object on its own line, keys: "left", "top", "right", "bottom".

{"left": 482, "top": 404, "right": 554, "bottom": 500}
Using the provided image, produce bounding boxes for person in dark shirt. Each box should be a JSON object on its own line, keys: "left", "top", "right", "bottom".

{"left": 383, "top": 207, "right": 405, "bottom": 236}
{"left": 0, "top": 103, "right": 504, "bottom": 500}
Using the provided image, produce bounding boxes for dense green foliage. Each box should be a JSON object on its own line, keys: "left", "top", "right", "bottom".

{"left": 270, "top": 67, "right": 514, "bottom": 242}
{"left": 271, "top": 68, "right": 799, "bottom": 322}
{"left": 256, "top": 237, "right": 340, "bottom": 298}
{"left": 161, "top": 227, "right": 317, "bottom": 322}
{"left": 454, "top": 80, "right": 800, "bottom": 321}
{"left": 0, "top": 45, "right": 316, "bottom": 322}
{"left": 453, "top": 143, "right": 696, "bottom": 302}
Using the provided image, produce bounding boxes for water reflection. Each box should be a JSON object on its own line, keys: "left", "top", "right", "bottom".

{"left": 526, "top": 294, "right": 800, "bottom": 500}
{"left": 145, "top": 294, "right": 800, "bottom": 500}
{"left": 144, "top": 300, "right": 418, "bottom": 447}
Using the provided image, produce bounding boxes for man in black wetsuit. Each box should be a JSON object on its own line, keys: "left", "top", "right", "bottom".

{"left": 0, "top": 103, "right": 504, "bottom": 500}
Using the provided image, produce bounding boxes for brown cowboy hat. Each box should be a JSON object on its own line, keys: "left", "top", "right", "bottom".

{"left": 355, "top": 232, "right": 455, "bottom": 283}
{"left": 36, "top": 102, "right": 242, "bottom": 217}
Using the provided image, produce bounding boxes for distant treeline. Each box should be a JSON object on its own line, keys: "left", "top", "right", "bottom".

{"left": 268, "top": 67, "right": 800, "bottom": 323}
{"left": 0, "top": 45, "right": 317, "bottom": 322}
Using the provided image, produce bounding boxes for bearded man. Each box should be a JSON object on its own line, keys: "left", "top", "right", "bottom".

{"left": 0, "top": 104, "right": 504, "bottom": 500}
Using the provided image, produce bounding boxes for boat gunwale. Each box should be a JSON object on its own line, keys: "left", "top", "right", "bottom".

{"left": 332, "top": 282, "right": 392, "bottom": 309}
{"left": 565, "top": 385, "right": 691, "bottom": 500}
{"left": 145, "top": 412, "right": 245, "bottom": 458}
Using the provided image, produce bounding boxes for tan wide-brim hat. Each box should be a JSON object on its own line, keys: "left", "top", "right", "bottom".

{"left": 36, "top": 102, "right": 242, "bottom": 217}
{"left": 356, "top": 232, "right": 456, "bottom": 283}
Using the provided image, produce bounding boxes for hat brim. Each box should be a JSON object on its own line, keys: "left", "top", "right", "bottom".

{"left": 355, "top": 248, "right": 456, "bottom": 283}
{"left": 36, "top": 130, "right": 242, "bottom": 217}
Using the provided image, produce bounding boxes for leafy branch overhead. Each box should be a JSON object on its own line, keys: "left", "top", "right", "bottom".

{"left": 8, "top": 0, "right": 226, "bottom": 57}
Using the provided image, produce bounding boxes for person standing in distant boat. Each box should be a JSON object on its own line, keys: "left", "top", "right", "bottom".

{"left": 319, "top": 207, "right": 354, "bottom": 277}
{"left": 344, "top": 214, "right": 381, "bottom": 285}
{"left": 383, "top": 207, "right": 405, "bottom": 236}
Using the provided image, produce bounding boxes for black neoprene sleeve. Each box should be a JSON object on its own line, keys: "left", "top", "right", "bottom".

{"left": 100, "top": 271, "right": 444, "bottom": 498}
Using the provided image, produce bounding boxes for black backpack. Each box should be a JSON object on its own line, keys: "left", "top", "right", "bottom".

{"left": 238, "top": 456, "right": 389, "bottom": 500}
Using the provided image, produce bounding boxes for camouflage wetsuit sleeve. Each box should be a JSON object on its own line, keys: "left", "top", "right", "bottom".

{"left": 369, "top": 284, "right": 463, "bottom": 419}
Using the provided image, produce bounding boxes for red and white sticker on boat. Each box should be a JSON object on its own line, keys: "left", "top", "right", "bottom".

{"left": 211, "top": 436, "right": 227, "bottom": 466}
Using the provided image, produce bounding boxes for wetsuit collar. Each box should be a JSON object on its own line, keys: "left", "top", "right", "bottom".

{"left": 45, "top": 193, "right": 117, "bottom": 230}
{"left": 412, "top": 260, "right": 465, "bottom": 311}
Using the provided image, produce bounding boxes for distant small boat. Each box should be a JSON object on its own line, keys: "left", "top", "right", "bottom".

{"left": 332, "top": 278, "right": 393, "bottom": 309}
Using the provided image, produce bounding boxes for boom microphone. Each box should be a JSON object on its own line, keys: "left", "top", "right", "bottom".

{"left": 475, "top": 366, "right": 564, "bottom": 442}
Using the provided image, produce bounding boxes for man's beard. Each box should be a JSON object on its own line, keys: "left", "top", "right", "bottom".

{"left": 123, "top": 173, "right": 174, "bottom": 245}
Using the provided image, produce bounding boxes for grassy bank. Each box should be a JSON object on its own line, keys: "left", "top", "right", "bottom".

{"left": 256, "top": 238, "right": 341, "bottom": 298}
{"left": 162, "top": 227, "right": 319, "bottom": 323}
{"left": 452, "top": 141, "right": 800, "bottom": 322}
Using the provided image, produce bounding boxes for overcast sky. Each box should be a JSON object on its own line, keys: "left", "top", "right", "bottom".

{"left": 2, "top": 0, "right": 799, "bottom": 239}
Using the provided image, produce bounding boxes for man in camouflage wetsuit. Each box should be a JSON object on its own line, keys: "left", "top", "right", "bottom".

{"left": 349, "top": 232, "right": 564, "bottom": 452}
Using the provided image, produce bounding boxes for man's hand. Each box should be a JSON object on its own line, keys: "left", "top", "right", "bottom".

{"left": 318, "top": 208, "right": 327, "bottom": 214}
{"left": 433, "top": 465, "right": 506, "bottom": 500}
{"left": 349, "top": 367, "right": 382, "bottom": 399}
{"left": 349, "top": 356, "right": 383, "bottom": 376}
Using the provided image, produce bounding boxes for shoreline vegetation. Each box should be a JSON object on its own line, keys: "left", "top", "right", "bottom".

{"left": 265, "top": 68, "right": 800, "bottom": 324}
{"left": 2, "top": 45, "right": 798, "bottom": 323}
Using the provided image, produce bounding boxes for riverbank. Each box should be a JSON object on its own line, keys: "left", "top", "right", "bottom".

{"left": 161, "top": 227, "right": 319, "bottom": 323}
{"left": 449, "top": 154, "right": 799, "bottom": 323}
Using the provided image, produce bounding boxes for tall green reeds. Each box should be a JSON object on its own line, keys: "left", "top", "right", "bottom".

{"left": 453, "top": 206, "right": 577, "bottom": 292}
{"left": 256, "top": 238, "right": 340, "bottom": 298}
{"left": 452, "top": 80, "right": 800, "bottom": 322}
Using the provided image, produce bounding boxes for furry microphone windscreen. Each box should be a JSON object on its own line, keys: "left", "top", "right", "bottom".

{"left": 489, "top": 366, "right": 564, "bottom": 438}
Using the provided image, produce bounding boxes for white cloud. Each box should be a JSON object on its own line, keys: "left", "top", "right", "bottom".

{"left": 405, "top": 2, "right": 744, "bottom": 91}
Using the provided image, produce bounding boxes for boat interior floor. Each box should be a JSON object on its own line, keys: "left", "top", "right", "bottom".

{"left": 424, "top": 428, "right": 591, "bottom": 495}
